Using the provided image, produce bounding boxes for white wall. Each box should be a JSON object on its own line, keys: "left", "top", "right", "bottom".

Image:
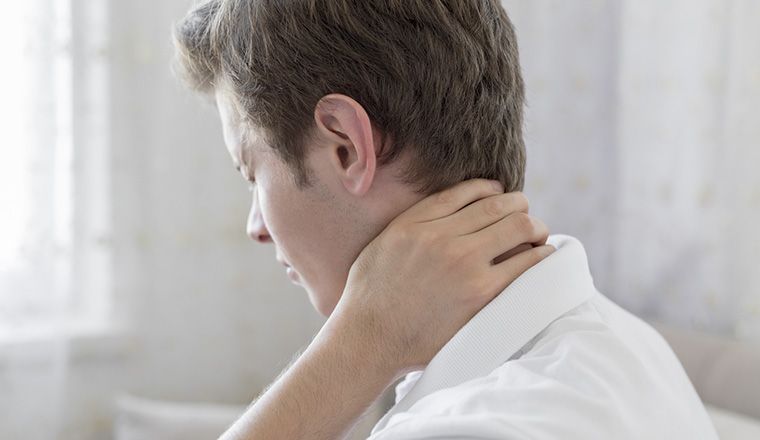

{"left": 108, "top": 0, "right": 325, "bottom": 401}
{"left": 107, "top": 0, "right": 326, "bottom": 423}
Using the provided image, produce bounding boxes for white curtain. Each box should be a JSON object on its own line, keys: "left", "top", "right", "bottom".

{"left": 0, "top": 0, "right": 110, "bottom": 438}
{"left": 505, "top": 0, "right": 760, "bottom": 340}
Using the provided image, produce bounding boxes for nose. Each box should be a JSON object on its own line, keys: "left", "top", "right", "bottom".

{"left": 246, "top": 191, "right": 272, "bottom": 244}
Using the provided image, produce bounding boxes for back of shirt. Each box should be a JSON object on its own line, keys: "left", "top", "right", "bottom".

{"left": 371, "top": 290, "right": 719, "bottom": 439}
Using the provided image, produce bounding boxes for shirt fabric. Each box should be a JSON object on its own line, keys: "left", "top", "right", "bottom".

{"left": 368, "top": 234, "right": 719, "bottom": 439}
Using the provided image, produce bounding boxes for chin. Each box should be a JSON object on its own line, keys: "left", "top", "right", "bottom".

{"left": 307, "top": 288, "right": 339, "bottom": 317}
{"left": 312, "top": 297, "right": 336, "bottom": 317}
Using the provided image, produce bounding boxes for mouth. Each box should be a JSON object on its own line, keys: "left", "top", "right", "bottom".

{"left": 276, "top": 257, "right": 290, "bottom": 268}
{"left": 277, "top": 257, "right": 299, "bottom": 282}
{"left": 285, "top": 266, "right": 299, "bottom": 283}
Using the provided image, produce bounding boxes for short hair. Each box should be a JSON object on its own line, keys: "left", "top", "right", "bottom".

{"left": 173, "top": 0, "right": 526, "bottom": 195}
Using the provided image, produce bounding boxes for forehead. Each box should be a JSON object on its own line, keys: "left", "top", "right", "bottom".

{"left": 214, "top": 89, "right": 266, "bottom": 167}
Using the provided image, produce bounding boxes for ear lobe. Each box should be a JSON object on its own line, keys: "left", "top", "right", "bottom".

{"left": 314, "top": 94, "right": 377, "bottom": 197}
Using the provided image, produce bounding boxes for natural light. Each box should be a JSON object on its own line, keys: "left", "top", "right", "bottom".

{"left": 0, "top": 2, "right": 35, "bottom": 268}
{"left": 0, "top": 0, "right": 73, "bottom": 340}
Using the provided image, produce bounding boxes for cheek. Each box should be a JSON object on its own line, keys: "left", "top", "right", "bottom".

{"left": 256, "top": 167, "right": 357, "bottom": 314}
{"left": 262, "top": 186, "right": 346, "bottom": 291}
{"left": 257, "top": 182, "right": 312, "bottom": 254}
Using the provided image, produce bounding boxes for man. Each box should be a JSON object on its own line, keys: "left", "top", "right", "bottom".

{"left": 173, "top": 0, "right": 719, "bottom": 439}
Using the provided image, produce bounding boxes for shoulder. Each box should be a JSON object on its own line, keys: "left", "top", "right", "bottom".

{"left": 372, "top": 298, "right": 715, "bottom": 439}
{"left": 374, "top": 337, "right": 631, "bottom": 439}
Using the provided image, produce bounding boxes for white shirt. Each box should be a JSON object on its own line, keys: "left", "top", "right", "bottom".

{"left": 368, "top": 234, "right": 719, "bottom": 439}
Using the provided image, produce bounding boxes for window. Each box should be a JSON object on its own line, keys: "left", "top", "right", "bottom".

{"left": 0, "top": 0, "right": 111, "bottom": 343}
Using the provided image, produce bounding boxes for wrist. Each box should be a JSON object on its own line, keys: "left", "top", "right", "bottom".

{"left": 319, "top": 303, "right": 402, "bottom": 388}
{"left": 219, "top": 305, "right": 402, "bottom": 440}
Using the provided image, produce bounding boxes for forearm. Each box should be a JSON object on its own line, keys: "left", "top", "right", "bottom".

{"left": 219, "top": 313, "right": 397, "bottom": 440}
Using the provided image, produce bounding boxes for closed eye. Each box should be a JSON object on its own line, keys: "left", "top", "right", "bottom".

{"left": 235, "top": 163, "right": 255, "bottom": 188}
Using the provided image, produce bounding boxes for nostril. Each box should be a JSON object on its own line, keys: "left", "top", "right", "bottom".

{"left": 246, "top": 211, "right": 271, "bottom": 243}
{"left": 256, "top": 233, "right": 272, "bottom": 243}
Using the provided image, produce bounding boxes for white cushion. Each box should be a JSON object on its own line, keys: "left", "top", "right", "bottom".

{"left": 113, "top": 395, "right": 245, "bottom": 440}
{"left": 705, "top": 403, "right": 760, "bottom": 440}
{"left": 114, "top": 395, "right": 760, "bottom": 440}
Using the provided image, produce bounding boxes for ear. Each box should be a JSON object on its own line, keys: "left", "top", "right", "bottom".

{"left": 313, "top": 94, "right": 377, "bottom": 197}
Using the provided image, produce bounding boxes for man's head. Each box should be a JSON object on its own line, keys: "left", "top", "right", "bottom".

{"left": 173, "top": 0, "right": 526, "bottom": 316}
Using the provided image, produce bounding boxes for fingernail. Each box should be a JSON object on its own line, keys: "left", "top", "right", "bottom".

{"left": 492, "top": 180, "right": 504, "bottom": 191}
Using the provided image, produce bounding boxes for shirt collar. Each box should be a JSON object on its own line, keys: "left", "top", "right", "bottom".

{"left": 372, "top": 234, "right": 597, "bottom": 432}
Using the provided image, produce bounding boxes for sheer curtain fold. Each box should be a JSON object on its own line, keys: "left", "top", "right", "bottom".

{"left": 505, "top": 0, "right": 760, "bottom": 340}
{"left": 0, "top": 0, "right": 67, "bottom": 338}
{"left": 0, "top": 1, "right": 74, "bottom": 438}
{"left": 614, "top": 0, "right": 760, "bottom": 338}
{"left": 0, "top": 0, "right": 110, "bottom": 438}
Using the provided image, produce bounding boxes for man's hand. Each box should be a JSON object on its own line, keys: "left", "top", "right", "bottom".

{"left": 220, "top": 179, "right": 554, "bottom": 440}
{"left": 331, "top": 178, "right": 554, "bottom": 378}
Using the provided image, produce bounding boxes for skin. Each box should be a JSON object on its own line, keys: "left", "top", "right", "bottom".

{"left": 217, "top": 87, "right": 533, "bottom": 316}
{"left": 216, "top": 86, "right": 427, "bottom": 316}
{"left": 213, "top": 86, "right": 555, "bottom": 439}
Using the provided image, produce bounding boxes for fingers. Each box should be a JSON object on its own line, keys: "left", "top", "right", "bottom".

{"left": 468, "top": 211, "right": 550, "bottom": 263}
{"left": 403, "top": 179, "right": 505, "bottom": 223}
{"left": 483, "top": 244, "right": 556, "bottom": 296}
{"left": 437, "top": 191, "right": 529, "bottom": 236}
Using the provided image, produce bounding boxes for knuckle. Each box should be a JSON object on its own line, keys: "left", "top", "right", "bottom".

{"left": 530, "top": 246, "right": 551, "bottom": 265}
{"left": 534, "top": 218, "right": 550, "bottom": 240}
{"left": 483, "top": 197, "right": 505, "bottom": 217}
{"left": 514, "top": 212, "right": 536, "bottom": 235}
{"left": 509, "top": 191, "right": 530, "bottom": 212}
{"left": 515, "top": 191, "right": 530, "bottom": 207}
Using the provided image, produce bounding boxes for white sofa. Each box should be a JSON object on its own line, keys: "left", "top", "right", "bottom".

{"left": 114, "top": 320, "right": 760, "bottom": 440}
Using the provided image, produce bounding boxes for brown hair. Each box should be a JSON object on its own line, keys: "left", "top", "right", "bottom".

{"left": 173, "top": 0, "right": 525, "bottom": 195}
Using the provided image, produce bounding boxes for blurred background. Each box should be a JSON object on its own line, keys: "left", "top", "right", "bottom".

{"left": 0, "top": 0, "right": 758, "bottom": 439}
